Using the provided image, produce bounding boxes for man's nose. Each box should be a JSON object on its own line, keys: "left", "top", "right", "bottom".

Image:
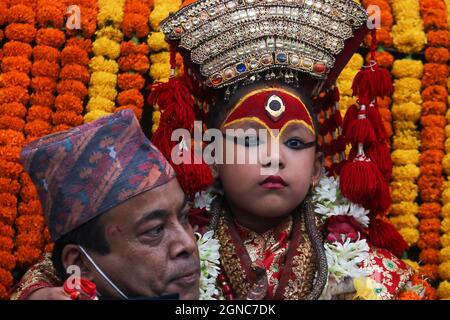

{"left": 169, "top": 222, "right": 198, "bottom": 259}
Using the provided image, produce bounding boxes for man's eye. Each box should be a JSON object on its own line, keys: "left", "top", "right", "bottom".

{"left": 144, "top": 225, "right": 164, "bottom": 237}
{"left": 285, "top": 138, "right": 314, "bottom": 150}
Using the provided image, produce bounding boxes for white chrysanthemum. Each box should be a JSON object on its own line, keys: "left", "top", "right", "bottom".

{"left": 313, "top": 175, "right": 339, "bottom": 204}
{"left": 325, "top": 238, "right": 370, "bottom": 282}
{"left": 194, "top": 191, "right": 216, "bottom": 211}
{"left": 197, "top": 231, "right": 221, "bottom": 300}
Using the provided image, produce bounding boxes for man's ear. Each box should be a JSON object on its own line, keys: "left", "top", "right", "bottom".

{"left": 312, "top": 151, "right": 324, "bottom": 185}
{"left": 62, "top": 245, "right": 95, "bottom": 281}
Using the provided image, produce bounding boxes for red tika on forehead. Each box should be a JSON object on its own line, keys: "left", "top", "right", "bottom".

{"left": 222, "top": 88, "right": 315, "bottom": 136}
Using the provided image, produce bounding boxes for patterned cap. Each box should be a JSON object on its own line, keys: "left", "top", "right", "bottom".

{"left": 21, "top": 109, "right": 176, "bottom": 241}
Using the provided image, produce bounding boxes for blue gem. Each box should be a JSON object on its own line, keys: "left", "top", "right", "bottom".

{"left": 236, "top": 63, "right": 247, "bottom": 73}
{"left": 276, "top": 53, "right": 287, "bottom": 63}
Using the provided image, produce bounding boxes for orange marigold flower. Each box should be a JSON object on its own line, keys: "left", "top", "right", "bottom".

{"left": 66, "top": 7, "right": 97, "bottom": 39}
{"left": 420, "top": 248, "right": 440, "bottom": 265}
{"left": 30, "top": 91, "right": 55, "bottom": 107}
{"left": 24, "top": 120, "right": 52, "bottom": 138}
{"left": 0, "top": 206, "right": 16, "bottom": 225}
{"left": 365, "top": 28, "right": 393, "bottom": 48}
{"left": 420, "top": 164, "right": 443, "bottom": 176}
{"left": 425, "top": 47, "right": 450, "bottom": 64}
{"left": 35, "top": 28, "right": 65, "bottom": 48}
{"left": 18, "top": 200, "right": 42, "bottom": 217}
{"left": 0, "top": 102, "right": 27, "bottom": 118}
{"left": 55, "top": 94, "right": 83, "bottom": 114}
{"left": 0, "top": 130, "right": 24, "bottom": 147}
{"left": 121, "top": 14, "right": 149, "bottom": 38}
{"left": 117, "top": 73, "right": 145, "bottom": 91}
{"left": 120, "top": 41, "right": 150, "bottom": 56}
{"left": 124, "top": 0, "right": 151, "bottom": 16}
{"left": 31, "top": 60, "right": 60, "bottom": 80}
{"left": 65, "top": 37, "right": 92, "bottom": 53}
{"left": 0, "top": 146, "right": 21, "bottom": 162}
{"left": 33, "top": 45, "right": 60, "bottom": 63}
{"left": 0, "top": 2, "right": 7, "bottom": 25}
{"left": 422, "top": 101, "right": 446, "bottom": 116}
{"left": 15, "top": 233, "right": 44, "bottom": 248}
{"left": 36, "top": 4, "right": 64, "bottom": 28}
{"left": 419, "top": 218, "right": 442, "bottom": 233}
{"left": 0, "top": 268, "right": 14, "bottom": 288}
{"left": 15, "top": 215, "right": 44, "bottom": 233}
{"left": 60, "top": 64, "right": 90, "bottom": 84}
{"left": 366, "top": 51, "right": 394, "bottom": 69}
{"left": 0, "top": 193, "right": 17, "bottom": 207}
{"left": 377, "top": 96, "right": 392, "bottom": 109}
{"left": 420, "top": 127, "right": 445, "bottom": 151}
{"left": 0, "top": 235, "right": 14, "bottom": 252}
{"left": 0, "top": 86, "right": 29, "bottom": 105}
{"left": 0, "top": 160, "right": 23, "bottom": 180}
{"left": 7, "top": 4, "right": 35, "bottom": 25}
{"left": 118, "top": 54, "right": 150, "bottom": 73}
{"left": 26, "top": 105, "right": 52, "bottom": 122}
{"left": 422, "top": 115, "right": 446, "bottom": 128}
{"left": 1, "top": 56, "right": 32, "bottom": 73}
{"left": 419, "top": 202, "right": 441, "bottom": 219}
{"left": 398, "top": 291, "right": 421, "bottom": 300}
{"left": 14, "top": 245, "right": 41, "bottom": 268}
{"left": 420, "top": 150, "right": 444, "bottom": 165}
{"left": 418, "top": 232, "right": 441, "bottom": 250}
{"left": 0, "top": 222, "right": 14, "bottom": 238}
{"left": 52, "top": 111, "right": 84, "bottom": 127}
{"left": 2, "top": 41, "right": 32, "bottom": 58}
{"left": 118, "top": 89, "right": 144, "bottom": 108}
{"left": 0, "top": 178, "right": 20, "bottom": 195}
{"left": 419, "top": 264, "right": 439, "bottom": 281}
{"left": 52, "top": 124, "right": 72, "bottom": 133}
{"left": 57, "top": 80, "right": 88, "bottom": 100}
{"left": 44, "top": 243, "right": 54, "bottom": 253}
{"left": 422, "top": 63, "right": 448, "bottom": 87}
{"left": 0, "top": 115, "right": 25, "bottom": 132}
{"left": 427, "top": 30, "right": 450, "bottom": 48}
{"left": 422, "top": 85, "right": 447, "bottom": 103}
{"left": 61, "top": 46, "right": 89, "bottom": 66}
{"left": 4, "top": 23, "right": 36, "bottom": 43}
{"left": 0, "top": 252, "right": 16, "bottom": 271}
{"left": 0, "top": 70, "right": 30, "bottom": 88}
{"left": 423, "top": 12, "right": 448, "bottom": 31}
{"left": 30, "top": 76, "right": 56, "bottom": 93}
{"left": 418, "top": 178, "right": 443, "bottom": 202}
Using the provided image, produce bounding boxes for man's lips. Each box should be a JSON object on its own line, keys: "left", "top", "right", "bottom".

{"left": 170, "top": 268, "right": 200, "bottom": 287}
{"left": 259, "top": 175, "right": 288, "bottom": 189}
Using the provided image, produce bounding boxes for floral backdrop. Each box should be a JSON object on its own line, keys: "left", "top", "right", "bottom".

{"left": 0, "top": 0, "right": 449, "bottom": 300}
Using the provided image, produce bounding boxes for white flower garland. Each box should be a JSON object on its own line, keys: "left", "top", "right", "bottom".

{"left": 196, "top": 230, "right": 221, "bottom": 300}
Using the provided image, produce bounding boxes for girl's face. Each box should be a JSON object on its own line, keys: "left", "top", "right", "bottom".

{"left": 215, "top": 86, "right": 323, "bottom": 222}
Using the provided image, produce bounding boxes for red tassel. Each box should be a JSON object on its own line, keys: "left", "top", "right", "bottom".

{"left": 344, "top": 109, "right": 376, "bottom": 145}
{"left": 368, "top": 217, "right": 408, "bottom": 257}
{"left": 366, "top": 102, "right": 388, "bottom": 141}
{"left": 352, "top": 65, "right": 393, "bottom": 105}
{"left": 366, "top": 141, "right": 392, "bottom": 181}
{"left": 342, "top": 104, "right": 358, "bottom": 137}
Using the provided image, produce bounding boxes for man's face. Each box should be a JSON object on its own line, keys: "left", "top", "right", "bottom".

{"left": 88, "top": 179, "right": 200, "bottom": 299}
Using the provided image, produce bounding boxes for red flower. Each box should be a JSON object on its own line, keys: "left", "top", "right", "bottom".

{"left": 324, "top": 215, "right": 367, "bottom": 243}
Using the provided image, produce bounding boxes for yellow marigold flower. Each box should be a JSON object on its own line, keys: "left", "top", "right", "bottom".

{"left": 346, "top": 53, "right": 364, "bottom": 70}
{"left": 442, "top": 234, "right": 450, "bottom": 247}
{"left": 445, "top": 126, "right": 450, "bottom": 138}
{"left": 392, "top": 26, "right": 426, "bottom": 54}
{"left": 151, "top": 52, "right": 170, "bottom": 65}
{"left": 441, "top": 247, "right": 450, "bottom": 263}
{"left": 399, "top": 228, "right": 419, "bottom": 246}
{"left": 90, "top": 71, "right": 117, "bottom": 88}
{"left": 150, "top": 1, "right": 182, "bottom": 31}
{"left": 148, "top": 32, "right": 170, "bottom": 52}
{"left": 89, "top": 56, "right": 119, "bottom": 74}
{"left": 95, "top": 26, "right": 124, "bottom": 43}
{"left": 442, "top": 218, "right": 450, "bottom": 234}
{"left": 97, "top": 0, "right": 125, "bottom": 28}
{"left": 338, "top": 96, "right": 358, "bottom": 113}
{"left": 87, "top": 96, "right": 116, "bottom": 113}
{"left": 337, "top": 68, "right": 359, "bottom": 83}
{"left": 152, "top": 110, "right": 161, "bottom": 134}
{"left": 391, "top": 181, "right": 418, "bottom": 203}
{"left": 93, "top": 37, "right": 121, "bottom": 60}
{"left": 402, "top": 259, "right": 420, "bottom": 273}
{"left": 437, "top": 281, "right": 450, "bottom": 299}
{"left": 390, "top": 201, "right": 418, "bottom": 216}
{"left": 390, "top": 214, "right": 419, "bottom": 229}
{"left": 443, "top": 204, "right": 450, "bottom": 219}
{"left": 89, "top": 85, "right": 118, "bottom": 101}
{"left": 84, "top": 110, "right": 111, "bottom": 123}
{"left": 439, "top": 261, "right": 450, "bottom": 280}
{"left": 443, "top": 189, "right": 450, "bottom": 205}
{"left": 391, "top": 0, "right": 421, "bottom": 19}
{"left": 393, "top": 121, "right": 417, "bottom": 133}
{"left": 392, "top": 133, "right": 420, "bottom": 150}
{"left": 392, "top": 103, "right": 421, "bottom": 122}
{"left": 392, "top": 164, "right": 420, "bottom": 182}
{"left": 150, "top": 63, "right": 171, "bottom": 81}
{"left": 391, "top": 149, "right": 420, "bottom": 166}
{"left": 392, "top": 59, "right": 423, "bottom": 79}
{"left": 393, "top": 78, "right": 422, "bottom": 104}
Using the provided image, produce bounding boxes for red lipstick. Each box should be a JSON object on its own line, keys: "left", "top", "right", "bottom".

{"left": 260, "top": 175, "right": 288, "bottom": 190}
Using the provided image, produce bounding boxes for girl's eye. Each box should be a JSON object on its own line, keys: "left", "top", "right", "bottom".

{"left": 285, "top": 138, "right": 315, "bottom": 150}
{"left": 233, "top": 135, "right": 261, "bottom": 147}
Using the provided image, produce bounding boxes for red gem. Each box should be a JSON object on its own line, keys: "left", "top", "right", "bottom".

{"left": 222, "top": 284, "right": 232, "bottom": 294}
{"left": 314, "top": 62, "right": 326, "bottom": 73}
{"left": 174, "top": 27, "right": 183, "bottom": 34}
{"left": 211, "top": 74, "right": 223, "bottom": 85}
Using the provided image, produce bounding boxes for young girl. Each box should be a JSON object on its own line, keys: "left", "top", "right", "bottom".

{"left": 12, "top": 0, "right": 423, "bottom": 300}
